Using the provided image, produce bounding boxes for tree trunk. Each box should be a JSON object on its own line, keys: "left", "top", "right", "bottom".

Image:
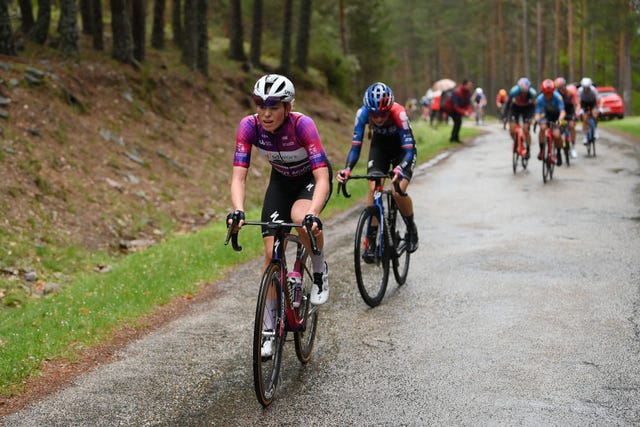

{"left": 131, "top": 0, "right": 145, "bottom": 62}
{"left": 279, "top": 0, "right": 293, "bottom": 75}
{"left": 29, "top": 0, "right": 51, "bottom": 45}
{"left": 535, "top": 1, "right": 543, "bottom": 83}
{"left": 228, "top": 0, "right": 246, "bottom": 61}
{"left": 567, "top": 0, "right": 574, "bottom": 81}
{"left": 91, "top": 0, "right": 103, "bottom": 50}
{"left": 18, "top": 0, "right": 35, "bottom": 34}
{"left": 151, "top": 0, "right": 165, "bottom": 49}
{"left": 172, "top": 0, "right": 183, "bottom": 48}
{"left": 621, "top": 31, "right": 631, "bottom": 115}
{"left": 0, "top": 0, "right": 16, "bottom": 56}
{"left": 580, "top": 0, "right": 586, "bottom": 77}
{"left": 497, "top": 0, "right": 506, "bottom": 87}
{"left": 181, "top": 0, "right": 196, "bottom": 69}
{"left": 294, "top": 0, "right": 312, "bottom": 72}
{"left": 196, "top": 0, "right": 208, "bottom": 76}
{"left": 553, "top": 0, "right": 560, "bottom": 77}
{"left": 59, "top": 0, "right": 79, "bottom": 57}
{"left": 79, "top": 0, "right": 92, "bottom": 34}
{"left": 522, "top": 0, "right": 530, "bottom": 78}
{"left": 111, "top": 0, "right": 134, "bottom": 63}
{"left": 249, "top": 0, "right": 262, "bottom": 67}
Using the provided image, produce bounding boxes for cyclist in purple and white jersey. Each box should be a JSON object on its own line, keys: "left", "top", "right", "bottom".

{"left": 230, "top": 74, "right": 332, "bottom": 308}
{"left": 336, "top": 82, "right": 419, "bottom": 254}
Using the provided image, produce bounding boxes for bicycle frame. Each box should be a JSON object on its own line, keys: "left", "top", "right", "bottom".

{"left": 511, "top": 119, "right": 529, "bottom": 174}
{"left": 338, "top": 172, "right": 407, "bottom": 257}
{"left": 226, "top": 220, "right": 314, "bottom": 332}
{"left": 225, "top": 217, "right": 320, "bottom": 407}
{"left": 540, "top": 121, "right": 558, "bottom": 183}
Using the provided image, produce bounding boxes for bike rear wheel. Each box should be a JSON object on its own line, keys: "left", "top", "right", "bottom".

{"left": 294, "top": 248, "right": 319, "bottom": 363}
{"left": 253, "top": 264, "right": 285, "bottom": 407}
{"left": 542, "top": 142, "right": 550, "bottom": 183}
{"left": 389, "top": 200, "right": 410, "bottom": 286}
{"left": 354, "top": 205, "right": 389, "bottom": 307}
{"left": 587, "top": 117, "right": 596, "bottom": 157}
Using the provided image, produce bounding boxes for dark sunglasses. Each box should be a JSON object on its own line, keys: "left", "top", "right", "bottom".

{"left": 252, "top": 95, "right": 283, "bottom": 107}
{"left": 370, "top": 110, "right": 390, "bottom": 118}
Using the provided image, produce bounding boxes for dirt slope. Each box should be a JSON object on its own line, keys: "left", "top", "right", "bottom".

{"left": 0, "top": 48, "right": 353, "bottom": 414}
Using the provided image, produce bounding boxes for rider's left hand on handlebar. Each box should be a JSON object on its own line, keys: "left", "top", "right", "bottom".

{"left": 337, "top": 168, "right": 350, "bottom": 183}
{"left": 303, "top": 214, "right": 323, "bottom": 236}
{"left": 392, "top": 166, "right": 404, "bottom": 183}
{"left": 226, "top": 209, "right": 245, "bottom": 232}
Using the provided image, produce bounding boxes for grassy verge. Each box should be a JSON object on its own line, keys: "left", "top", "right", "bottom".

{"left": 0, "top": 119, "right": 479, "bottom": 395}
{"left": 599, "top": 116, "right": 640, "bottom": 140}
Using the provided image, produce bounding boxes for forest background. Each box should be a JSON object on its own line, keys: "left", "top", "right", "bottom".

{"left": 1, "top": 0, "right": 639, "bottom": 112}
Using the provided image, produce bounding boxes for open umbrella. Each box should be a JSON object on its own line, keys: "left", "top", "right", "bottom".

{"left": 432, "top": 78, "right": 456, "bottom": 92}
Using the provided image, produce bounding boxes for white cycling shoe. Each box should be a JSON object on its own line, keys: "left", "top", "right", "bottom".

{"left": 261, "top": 336, "right": 274, "bottom": 358}
{"left": 310, "top": 263, "right": 329, "bottom": 305}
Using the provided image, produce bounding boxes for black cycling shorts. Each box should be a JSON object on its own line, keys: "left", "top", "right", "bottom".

{"left": 261, "top": 166, "right": 332, "bottom": 237}
{"left": 367, "top": 133, "right": 416, "bottom": 180}
{"left": 508, "top": 104, "right": 535, "bottom": 123}
{"left": 580, "top": 100, "right": 597, "bottom": 111}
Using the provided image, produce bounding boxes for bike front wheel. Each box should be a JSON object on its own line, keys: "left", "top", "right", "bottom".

{"left": 354, "top": 205, "right": 389, "bottom": 307}
{"left": 253, "top": 263, "right": 285, "bottom": 407}
{"left": 294, "top": 248, "right": 319, "bottom": 363}
{"left": 389, "top": 201, "right": 410, "bottom": 286}
{"left": 512, "top": 141, "right": 519, "bottom": 174}
{"left": 542, "top": 143, "right": 550, "bottom": 183}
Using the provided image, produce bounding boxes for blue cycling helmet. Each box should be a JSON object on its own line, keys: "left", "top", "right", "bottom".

{"left": 517, "top": 77, "right": 531, "bottom": 92}
{"left": 363, "top": 82, "right": 394, "bottom": 113}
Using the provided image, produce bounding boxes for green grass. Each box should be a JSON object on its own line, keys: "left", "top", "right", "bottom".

{"left": 0, "top": 120, "right": 479, "bottom": 396}
{"left": 600, "top": 116, "right": 640, "bottom": 139}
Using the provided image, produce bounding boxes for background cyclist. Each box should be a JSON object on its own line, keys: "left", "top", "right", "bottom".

{"left": 495, "top": 88, "right": 509, "bottom": 125}
{"left": 577, "top": 77, "right": 603, "bottom": 145}
{"left": 229, "top": 74, "right": 332, "bottom": 308}
{"left": 534, "top": 79, "right": 566, "bottom": 166}
{"left": 507, "top": 77, "right": 537, "bottom": 159}
{"left": 336, "top": 82, "right": 419, "bottom": 255}
{"left": 555, "top": 77, "right": 579, "bottom": 158}
{"left": 472, "top": 87, "right": 487, "bottom": 125}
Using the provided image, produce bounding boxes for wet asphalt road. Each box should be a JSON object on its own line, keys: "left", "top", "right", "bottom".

{"left": 3, "top": 123, "right": 640, "bottom": 426}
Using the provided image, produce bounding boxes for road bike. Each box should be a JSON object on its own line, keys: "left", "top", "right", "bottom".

{"left": 511, "top": 119, "right": 529, "bottom": 174}
{"left": 338, "top": 171, "right": 411, "bottom": 307}
{"left": 225, "top": 215, "right": 319, "bottom": 407}
{"left": 538, "top": 121, "right": 558, "bottom": 184}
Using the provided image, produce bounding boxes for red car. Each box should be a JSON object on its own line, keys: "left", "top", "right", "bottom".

{"left": 597, "top": 86, "right": 625, "bottom": 119}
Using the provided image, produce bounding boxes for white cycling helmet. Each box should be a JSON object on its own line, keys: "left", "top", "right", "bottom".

{"left": 580, "top": 77, "right": 593, "bottom": 89}
{"left": 253, "top": 74, "right": 295, "bottom": 105}
{"left": 475, "top": 87, "right": 483, "bottom": 95}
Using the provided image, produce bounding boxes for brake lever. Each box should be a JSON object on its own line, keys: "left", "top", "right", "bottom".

{"left": 224, "top": 218, "right": 243, "bottom": 252}
{"left": 303, "top": 216, "right": 321, "bottom": 255}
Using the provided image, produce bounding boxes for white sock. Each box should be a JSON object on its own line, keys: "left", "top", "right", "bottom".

{"left": 311, "top": 251, "right": 325, "bottom": 274}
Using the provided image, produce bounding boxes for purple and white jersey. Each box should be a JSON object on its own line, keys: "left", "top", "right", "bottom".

{"left": 233, "top": 112, "right": 329, "bottom": 177}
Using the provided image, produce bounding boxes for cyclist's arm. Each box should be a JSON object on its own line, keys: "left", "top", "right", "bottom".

{"left": 534, "top": 96, "right": 544, "bottom": 121}
{"left": 309, "top": 166, "right": 330, "bottom": 218}
{"left": 230, "top": 166, "right": 248, "bottom": 212}
{"left": 344, "top": 107, "right": 368, "bottom": 171}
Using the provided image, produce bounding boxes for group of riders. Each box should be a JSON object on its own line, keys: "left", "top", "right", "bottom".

{"left": 228, "top": 73, "right": 602, "bottom": 358}
{"left": 495, "top": 76, "right": 603, "bottom": 165}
